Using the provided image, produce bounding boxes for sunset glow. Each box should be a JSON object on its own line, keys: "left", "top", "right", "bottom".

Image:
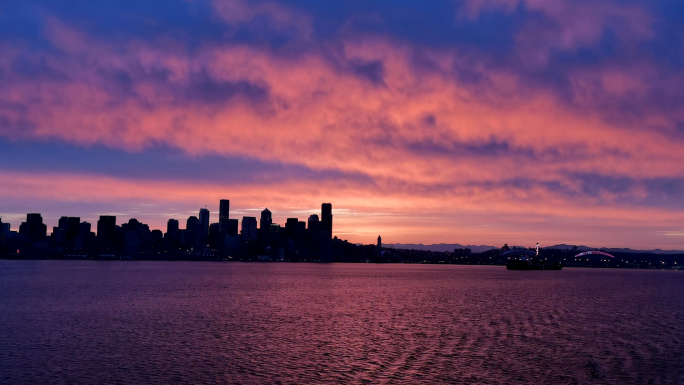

{"left": 2, "top": 0, "right": 684, "bottom": 248}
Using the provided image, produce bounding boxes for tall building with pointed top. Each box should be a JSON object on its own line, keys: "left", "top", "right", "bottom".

{"left": 377, "top": 235, "right": 382, "bottom": 248}
{"left": 260, "top": 208, "right": 272, "bottom": 230}
{"left": 258, "top": 208, "right": 272, "bottom": 244}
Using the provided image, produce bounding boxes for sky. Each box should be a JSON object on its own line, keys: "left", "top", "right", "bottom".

{"left": 1, "top": 0, "right": 684, "bottom": 249}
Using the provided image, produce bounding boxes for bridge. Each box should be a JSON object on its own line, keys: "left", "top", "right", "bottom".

{"left": 574, "top": 251, "right": 615, "bottom": 258}
{"left": 500, "top": 249, "right": 616, "bottom": 259}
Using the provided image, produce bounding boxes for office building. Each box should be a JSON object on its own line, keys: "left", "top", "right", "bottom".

{"left": 79, "top": 221, "right": 91, "bottom": 236}
{"left": 258, "top": 208, "right": 272, "bottom": 242}
{"left": 126, "top": 218, "right": 142, "bottom": 232}
{"left": 260, "top": 208, "right": 272, "bottom": 230}
{"left": 241, "top": 216, "right": 257, "bottom": 242}
{"left": 307, "top": 214, "right": 319, "bottom": 232}
{"left": 296, "top": 221, "right": 306, "bottom": 245}
{"left": 166, "top": 219, "right": 179, "bottom": 239}
{"left": 186, "top": 216, "right": 198, "bottom": 231}
{"left": 320, "top": 204, "right": 333, "bottom": 260}
{"left": 65, "top": 217, "right": 80, "bottom": 242}
{"left": 194, "top": 221, "right": 205, "bottom": 249}
{"left": 208, "top": 223, "right": 220, "bottom": 248}
{"left": 285, "top": 218, "right": 299, "bottom": 239}
{"left": 58, "top": 216, "right": 68, "bottom": 229}
{"left": 97, "top": 215, "right": 116, "bottom": 247}
{"left": 227, "top": 219, "right": 239, "bottom": 236}
{"left": 19, "top": 213, "right": 47, "bottom": 243}
{"left": 321, "top": 203, "right": 333, "bottom": 234}
{"left": 199, "top": 208, "right": 210, "bottom": 237}
{"left": 219, "top": 199, "right": 230, "bottom": 233}
{"left": 209, "top": 223, "right": 219, "bottom": 235}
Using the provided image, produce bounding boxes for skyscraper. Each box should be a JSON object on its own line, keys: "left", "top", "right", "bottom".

{"left": 241, "top": 216, "right": 257, "bottom": 241}
{"left": 258, "top": 208, "right": 272, "bottom": 243}
{"left": 18, "top": 213, "right": 47, "bottom": 244}
{"left": 97, "top": 215, "right": 116, "bottom": 247}
{"left": 227, "top": 219, "right": 239, "bottom": 236}
{"left": 307, "top": 214, "right": 319, "bottom": 232}
{"left": 126, "top": 218, "right": 142, "bottom": 232}
{"left": 166, "top": 219, "right": 179, "bottom": 239}
{"left": 79, "top": 222, "right": 91, "bottom": 236}
{"left": 296, "top": 221, "right": 306, "bottom": 244}
{"left": 320, "top": 204, "right": 333, "bottom": 261}
{"left": 219, "top": 200, "right": 230, "bottom": 233}
{"left": 65, "top": 217, "right": 80, "bottom": 243}
{"left": 199, "top": 208, "right": 210, "bottom": 236}
{"left": 25, "top": 213, "right": 47, "bottom": 242}
{"left": 194, "top": 221, "right": 205, "bottom": 249}
{"left": 58, "top": 216, "right": 68, "bottom": 229}
{"left": 209, "top": 223, "right": 220, "bottom": 236}
{"left": 321, "top": 203, "right": 333, "bottom": 234}
{"left": 260, "top": 208, "right": 272, "bottom": 230}
{"left": 285, "top": 218, "right": 299, "bottom": 239}
{"left": 56, "top": 216, "right": 80, "bottom": 245}
{"left": 186, "top": 216, "right": 198, "bottom": 231}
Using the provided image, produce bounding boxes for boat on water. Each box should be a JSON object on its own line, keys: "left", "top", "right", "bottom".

{"left": 504, "top": 243, "right": 563, "bottom": 270}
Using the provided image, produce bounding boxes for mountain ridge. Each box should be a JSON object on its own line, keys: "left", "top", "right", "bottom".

{"left": 384, "top": 243, "right": 684, "bottom": 254}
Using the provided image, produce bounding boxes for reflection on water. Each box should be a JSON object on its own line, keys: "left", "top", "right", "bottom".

{"left": 1, "top": 261, "right": 682, "bottom": 384}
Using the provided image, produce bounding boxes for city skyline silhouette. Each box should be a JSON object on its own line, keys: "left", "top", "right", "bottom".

{"left": 2, "top": 198, "right": 683, "bottom": 270}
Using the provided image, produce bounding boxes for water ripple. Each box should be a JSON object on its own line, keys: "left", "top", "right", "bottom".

{"left": 1, "top": 262, "right": 683, "bottom": 384}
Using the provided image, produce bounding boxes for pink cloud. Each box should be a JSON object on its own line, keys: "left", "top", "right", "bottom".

{"left": 2, "top": 32, "right": 683, "bottom": 180}
{"left": 0, "top": 1, "right": 683, "bottom": 248}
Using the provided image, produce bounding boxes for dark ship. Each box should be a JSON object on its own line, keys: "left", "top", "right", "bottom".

{"left": 504, "top": 243, "right": 563, "bottom": 270}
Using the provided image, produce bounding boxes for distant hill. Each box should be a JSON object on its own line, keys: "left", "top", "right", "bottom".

{"left": 384, "top": 243, "right": 498, "bottom": 253}
{"left": 384, "top": 243, "right": 684, "bottom": 255}
{"left": 544, "top": 244, "right": 592, "bottom": 251}
{"left": 546, "top": 245, "right": 684, "bottom": 255}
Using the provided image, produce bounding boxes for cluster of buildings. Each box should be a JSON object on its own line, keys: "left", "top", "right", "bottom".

{"left": 3, "top": 207, "right": 683, "bottom": 268}
{"left": 0, "top": 201, "right": 362, "bottom": 261}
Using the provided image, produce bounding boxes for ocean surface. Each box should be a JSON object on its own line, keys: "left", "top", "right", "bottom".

{"left": 0, "top": 261, "right": 682, "bottom": 384}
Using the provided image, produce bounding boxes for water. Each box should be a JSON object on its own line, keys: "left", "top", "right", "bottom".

{"left": 1, "top": 261, "right": 682, "bottom": 384}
